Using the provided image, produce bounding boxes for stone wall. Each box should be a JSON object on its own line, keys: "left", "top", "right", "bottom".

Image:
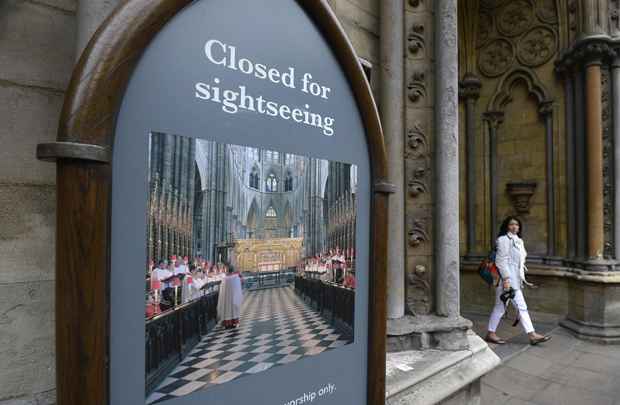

{"left": 458, "top": 0, "right": 568, "bottom": 258}
{"left": 0, "top": 1, "right": 379, "bottom": 403}
{"left": 0, "top": 0, "right": 76, "bottom": 403}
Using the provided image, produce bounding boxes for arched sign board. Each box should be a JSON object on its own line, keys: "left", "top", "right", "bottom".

{"left": 37, "top": 1, "right": 391, "bottom": 405}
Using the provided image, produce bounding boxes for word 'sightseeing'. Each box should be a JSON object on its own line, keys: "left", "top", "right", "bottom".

{"left": 194, "top": 39, "right": 336, "bottom": 136}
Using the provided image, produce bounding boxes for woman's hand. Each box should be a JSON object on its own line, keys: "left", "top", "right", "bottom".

{"left": 503, "top": 279, "right": 511, "bottom": 290}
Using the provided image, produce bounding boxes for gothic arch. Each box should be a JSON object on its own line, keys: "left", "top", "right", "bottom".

{"left": 246, "top": 198, "right": 259, "bottom": 230}
{"left": 488, "top": 67, "right": 553, "bottom": 112}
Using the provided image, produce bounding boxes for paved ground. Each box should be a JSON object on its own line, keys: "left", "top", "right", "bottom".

{"left": 466, "top": 311, "right": 620, "bottom": 405}
{"left": 148, "top": 286, "right": 352, "bottom": 404}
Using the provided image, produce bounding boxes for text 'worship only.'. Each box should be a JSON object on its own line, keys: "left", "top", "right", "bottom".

{"left": 194, "top": 39, "right": 336, "bottom": 136}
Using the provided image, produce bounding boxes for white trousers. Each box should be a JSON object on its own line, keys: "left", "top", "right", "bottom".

{"left": 487, "top": 285, "right": 535, "bottom": 334}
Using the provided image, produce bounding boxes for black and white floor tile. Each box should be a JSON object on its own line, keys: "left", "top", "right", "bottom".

{"left": 147, "top": 286, "right": 353, "bottom": 404}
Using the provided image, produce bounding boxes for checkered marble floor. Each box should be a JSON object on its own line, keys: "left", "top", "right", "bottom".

{"left": 147, "top": 285, "right": 353, "bottom": 404}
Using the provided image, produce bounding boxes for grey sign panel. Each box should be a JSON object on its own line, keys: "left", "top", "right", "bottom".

{"left": 111, "top": 0, "right": 370, "bottom": 404}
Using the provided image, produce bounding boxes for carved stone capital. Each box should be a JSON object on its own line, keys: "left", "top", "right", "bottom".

{"left": 539, "top": 100, "right": 554, "bottom": 117}
{"left": 556, "top": 37, "right": 617, "bottom": 70}
{"left": 459, "top": 75, "right": 482, "bottom": 100}
{"left": 482, "top": 111, "right": 505, "bottom": 130}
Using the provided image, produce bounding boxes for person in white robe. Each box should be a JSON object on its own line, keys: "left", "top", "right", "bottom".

{"left": 217, "top": 263, "right": 243, "bottom": 329}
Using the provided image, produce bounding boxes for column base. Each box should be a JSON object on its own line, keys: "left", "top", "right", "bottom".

{"left": 560, "top": 318, "right": 620, "bottom": 344}
{"left": 569, "top": 257, "right": 619, "bottom": 272}
{"left": 387, "top": 314, "right": 472, "bottom": 351}
{"left": 386, "top": 332, "right": 500, "bottom": 404}
{"left": 560, "top": 277, "right": 620, "bottom": 344}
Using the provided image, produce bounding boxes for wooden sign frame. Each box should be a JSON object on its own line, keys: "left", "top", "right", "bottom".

{"left": 37, "top": 1, "right": 391, "bottom": 404}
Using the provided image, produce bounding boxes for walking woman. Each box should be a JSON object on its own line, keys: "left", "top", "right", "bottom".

{"left": 485, "top": 216, "right": 551, "bottom": 345}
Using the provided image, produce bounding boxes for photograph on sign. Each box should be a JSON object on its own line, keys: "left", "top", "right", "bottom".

{"left": 144, "top": 132, "right": 358, "bottom": 403}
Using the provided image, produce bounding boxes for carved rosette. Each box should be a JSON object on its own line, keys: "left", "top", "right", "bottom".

{"left": 517, "top": 26, "right": 558, "bottom": 67}
{"left": 408, "top": 23, "right": 425, "bottom": 56}
{"left": 408, "top": 219, "right": 429, "bottom": 247}
{"left": 478, "top": 38, "right": 515, "bottom": 77}
{"left": 536, "top": 0, "right": 558, "bottom": 24}
{"left": 496, "top": 0, "right": 535, "bottom": 37}
{"left": 407, "top": 70, "right": 427, "bottom": 103}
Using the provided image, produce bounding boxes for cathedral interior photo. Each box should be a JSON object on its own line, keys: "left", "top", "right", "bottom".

{"left": 143, "top": 133, "right": 357, "bottom": 403}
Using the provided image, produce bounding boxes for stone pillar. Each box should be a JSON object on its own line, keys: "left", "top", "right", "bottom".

{"left": 483, "top": 112, "right": 504, "bottom": 250}
{"left": 585, "top": 60, "right": 605, "bottom": 259}
{"left": 575, "top": 69, "right": 588, "bottom": 258}
{"left": 563, "top": 71, "right": 577, "bottom": 258}
{"left": 76, "top": 0, "right": 121, "bottom": 57}
{"left": 613, "top": 57, "right": 620, "bottom": 260}
{"left": 380, "top": 0, "right": 406, "bottom": 319}
{"left": 459, "top": 75, "right": 481, "bottom": 256}
{"left": 435, "top": 0, "right": 459, "bottom": 318}
{"left": 540, "top": 101, "right": 556, "bottom": 257}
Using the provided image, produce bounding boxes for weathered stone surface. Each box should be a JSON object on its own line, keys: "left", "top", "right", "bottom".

{"left": 0, "top": 184, "right": 55, "bottom": 284}
{"left": 0, "top": 280, "right": 55, "bottom": 401}
{"left": 33, "top": 0, "right": 76, "bottom": 12}
{"left": 0, "top": 0, "right": 76, "bottom": 90}
{"left": 0, "top": 84, "right": 62, "bottom": 184}
{"left": 0, "top": 389, "right": 55, "bottom": 405}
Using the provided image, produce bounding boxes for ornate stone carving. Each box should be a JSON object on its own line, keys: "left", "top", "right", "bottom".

{"left": 408, "top": 165, "right": 429, "bottom": 198}
{"left": 477, "top": 10, "right": 493, "bottom": 48}
{"left": 478, "top": 38, "right": 515, "bottom": 77}
{"left": 406, "top": 264, "right": 431, "bottom": 315}
{"left": 408, "top": 219, "right": 429, "bottom": 247}
{"left": 409, "top": 0, "right": 423, "bottom": 7}
{"left": 506, "top": 181, "right": 537, "bottom": 214}
{"left": 517, "top": 26, "right": 558, "bottom": 67}
{"left": 536, "top": 0, "right": 558, "bottom": 24}
{"left": 406, "top": 122, "right": 429, "bottom": 159}
{"left": 497, "top": 0, "right": 535, "bottom": 37}
{"left": 610, "top": 0, "right": 620, "bottom": 36}
{"left": 568, "top": 0, "right": 578, "bottom": 35}
{"left": 408, "top": 23, "right": 425, "bottom": 55}
{"left": 407, "top": 70, "right": 426, "bottom": 103}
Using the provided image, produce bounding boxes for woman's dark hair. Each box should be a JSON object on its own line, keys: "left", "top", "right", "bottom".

{"left": 224, "top": 262, "right": 235, "bottom": 273}
{"left": 498, "top": 216, "right": 523, "bottom": 238}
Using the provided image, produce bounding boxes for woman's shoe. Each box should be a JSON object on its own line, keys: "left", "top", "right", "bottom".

{"left": 485, "top": 334, "right": 506, "bottom": 344}
{"left": 529, "top": 335, "right": 551, "bottom": 345}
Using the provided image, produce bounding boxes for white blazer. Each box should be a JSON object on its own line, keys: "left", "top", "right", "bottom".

{"left": 495, "top": 233, "right": 529, "bottom": 290}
